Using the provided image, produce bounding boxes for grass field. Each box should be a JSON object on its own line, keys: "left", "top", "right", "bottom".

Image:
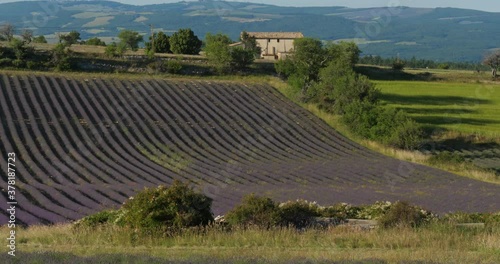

{"left": 2, "top": 223, "right": 499, "bottom": 263}
{"left": 377, "top": 80, "right": 500, "bottom": 138}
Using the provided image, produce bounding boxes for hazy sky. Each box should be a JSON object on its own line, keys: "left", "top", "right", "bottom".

{"left": 0, "top": 0, "right": 499, "bottom": 12}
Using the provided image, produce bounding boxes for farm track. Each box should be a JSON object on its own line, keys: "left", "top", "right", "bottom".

{"left": 0, "top": 74, "right": 499, "bottom": 225}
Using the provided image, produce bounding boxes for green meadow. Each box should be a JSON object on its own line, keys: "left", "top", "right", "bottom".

{"left": 377, "top": 80, "right": 500, "bottom": 139}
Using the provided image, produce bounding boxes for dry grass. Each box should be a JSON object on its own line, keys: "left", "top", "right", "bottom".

{"left": 1, "top": 223, "right": 498, "bottom": 262}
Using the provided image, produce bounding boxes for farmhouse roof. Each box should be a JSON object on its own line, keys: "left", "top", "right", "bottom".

{"left": 246, "top": 32, "right": 304, "bottom": 39}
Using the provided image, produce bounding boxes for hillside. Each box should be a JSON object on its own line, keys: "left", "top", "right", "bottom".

{"left": 1, "top": 73, "right": 499, "bottom": 225}
{"left": 0, "top": 1, "right": 499, "bottom": 61}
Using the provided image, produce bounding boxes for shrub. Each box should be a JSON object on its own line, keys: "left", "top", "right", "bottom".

{"left": 322, "top": 203, "right": 361, "bottom": 219}
{"left": 147, "top": 61, "right": 164, "bottom": 73}
{"left": 392, "top": 59, "right": 406, "bottom": 70}
{"left": 0, "top": 58, "right": 13, "bottom": 67}
{"left": 428, "top": 152, "right": 466, "bottom": 165}
{"left": 166, "top": 59, "right": 182, "bottom": 74}
{"left": 12, "top": 59, "right": 25, "bottom": 68}
{"left": 356, "top": 201, "right": 393, "bottom": 220}
{"left": 342, "top": 102, "right": 423, "bottom": 150}
{"left": 225, "top": 194, "right": 280, "bottom": 228}
{"left": 278, "top": 200, "right": 321, "bottom": 228}
{"left": 386, "top": 118, "right": 423, "bottom": 150}
{"left": 121, "top": 180, "right": 213, "bottom": 231}
{"left": 378, "top": 201, "right": 434, "bottom": 228}
{"left": 105, "top": 44, "right": 118, "bottom": 58}
{"left": 73, "top": 209, "right": 124, "bottom": 229}
{"left": 26, "top": 61, "right": 39, "bottom": 70}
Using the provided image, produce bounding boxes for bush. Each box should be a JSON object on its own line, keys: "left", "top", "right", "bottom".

{"left": 26, "top": 61, "right": 39, "bottom": 70}
{"left": 355, "top": 201, "right": 393, "bottom": 220}
{"left": 0, "top": 58, "right": 13, "bottom": 67}
{"left": 378, "top": 201, "right": 434, "bottom": 228}
{"left": 386, "top": 118, "right": 423, "bottom": 150}
{"left": 12, "top": 59, "right": 25, "bottom": 68}
{"left": 342, "top": 102, "right": 423, "bottom": 150}
{"left": 307, "top": 59, "right": 379, "bottom": 114}
{"left": 278, "top": 200, "right": 321, "bottom": 228}
{"left": 392, "top": 59, "right": 406, "bottom": 70}
{"left": 121, "top": 181, "right": 213, "bottom": 231}
{"left": 225, "top": 194, "right": 280, "bottom": 228}
{"left": 73, "top": 209, "right": 124, "bottom": 229}
{"left": 428, "top": 152, "right": 466, "bottom": 165}
{"left": 166, "top": 59, "right": 182, "bottom": 74}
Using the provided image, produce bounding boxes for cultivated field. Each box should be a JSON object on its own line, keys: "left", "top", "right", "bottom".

{"left": 1, "top": 73, "right": 499, "bottom": 225}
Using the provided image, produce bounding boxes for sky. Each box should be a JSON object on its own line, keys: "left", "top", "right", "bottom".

{"left": 0, "top": 0, "right": 499, "bottom": 12}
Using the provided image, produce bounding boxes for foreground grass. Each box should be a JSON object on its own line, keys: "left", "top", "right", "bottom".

{"left": 1, "top": 223, "right": 499, "bottom": 263}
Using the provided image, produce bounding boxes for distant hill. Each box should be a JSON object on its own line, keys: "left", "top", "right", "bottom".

{"left": 1, "top": 0, "right": 499, "bottom": 61}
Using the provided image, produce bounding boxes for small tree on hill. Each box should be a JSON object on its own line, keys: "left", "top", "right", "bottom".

{"left": 483, "top": 51, "right": 500, "bottom": 78}
{"left": 204, "top": 33, "right": 233, "bottom": 73}
{"left": 84, "top": 37, "right": 106, "bottom": 46}
{"left": 32, "top": 35, "right": 47, "bottom": 44}
{"left": 170, "top": 28, "right": 202, "bottom": 55}
{"left": 205, "top": 33, "right": 256, "bottom": 73}
{"left": 326, "top": 41, "right": 361, "bottom": 68}
{"left": 59, "top": 30, "right": 81, "bottom": 46}
{"left": 145, "top": 31, "right": 170, "bottom": 54}
{"left": 118, "top": 30, "right": 143, "bottom": 52}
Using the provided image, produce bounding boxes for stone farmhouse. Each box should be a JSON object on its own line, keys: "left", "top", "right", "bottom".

{"left": 231, "top": 32, "right": 304, "bottom": 60}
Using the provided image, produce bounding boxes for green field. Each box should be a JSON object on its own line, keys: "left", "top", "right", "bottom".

{"left": 377, "top": 81, "right": 500, "bottom": 138}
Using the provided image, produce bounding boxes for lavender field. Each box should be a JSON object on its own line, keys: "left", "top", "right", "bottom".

{"left": 1, "top": 73, "right": 499, "bottom": 225}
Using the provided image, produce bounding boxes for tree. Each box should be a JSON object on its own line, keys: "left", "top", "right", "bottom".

{"left": 0, "top": 23, "right": 15, "bottom": 41}
{"left": 483, "top": 51, "right": 500, "bottom": 78}
{"left": 145, "top": 31, "right": 170, "bottom": 54}
{"left": 52, "top": 43, "right": 74, "bottom": 71}
{"left": 84, "top": 37, "right": 106, "bottom": 46}
{"left": 240, "top": 31, "right": 261, "bottom": 56}
{"left": 204, "top": 33, "right": 233, "bottom": 73}
{"left": 205, "top": 33, "right": 256, "bottom": 73}
{"left": 9, "top": 38, "right": 28, "bottom": 60}
{"left": 308, "top": 58, "right": 379, "bottom": 114}
{"left": 59, "top": 30, "right": 81, "bottom": 46}
{"left": 275, "top": 38, "right": 327, "bottom": 96}
{"left": 325, "top": 41, "right": 361, "bottom": 67}
{"left": 170, "top": 28, "right": 202, "bottom": 55}
{"left": 118, "top": 30, "right": 143, "bottom": 52}
{"left": 32, "top": 35, "right": 47, "bottom": 44}
{"left": 104, "top": 42, "right": 126, "bottom": 58}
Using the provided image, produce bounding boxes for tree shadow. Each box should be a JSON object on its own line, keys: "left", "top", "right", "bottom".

{"left": 381, "top": 94, "right": 492, "bottom": 106}
{"left": 401, "top": 108, "right": 477, "bottom": 115}
{"left": 355, "top": 65, "right": 442, "bottom": 81}
{"left": 413, "top": 116, "right": 499, "bottom": 127}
